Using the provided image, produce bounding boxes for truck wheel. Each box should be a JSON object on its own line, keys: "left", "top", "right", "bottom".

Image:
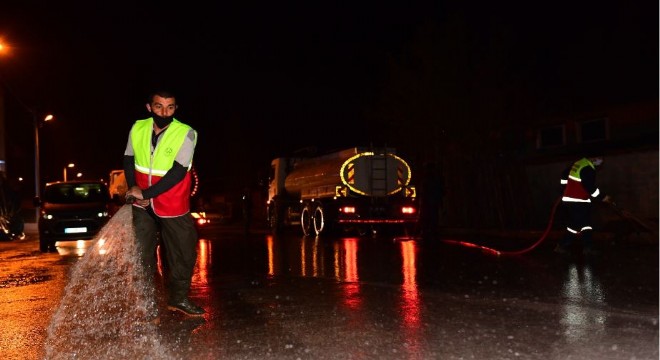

{"left": 300, "top": 205, "right": 313, "bottom": 236}
{"left": 312, "top": 204, "right": 326, "bottom": 236}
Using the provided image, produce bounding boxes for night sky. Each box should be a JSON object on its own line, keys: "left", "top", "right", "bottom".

{"left": 0, "top": 1, "right": 657, "bottom": 195}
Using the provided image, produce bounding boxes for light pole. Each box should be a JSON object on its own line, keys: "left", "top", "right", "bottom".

{"left": 34, "top": 113, "right": 53, "bottom": 220}
{"left": 63, "top": 163, "right": 74, "bottom": 181}
{"left": 2, "top": 40, "right": 54, "bottom": 221}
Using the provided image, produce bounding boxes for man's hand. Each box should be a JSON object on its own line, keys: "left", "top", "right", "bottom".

{"left": 126, "top": 186, "right": 144, "bottom": 200}
{"left": 126, "top": 186, "right": 149, "bottom": 207}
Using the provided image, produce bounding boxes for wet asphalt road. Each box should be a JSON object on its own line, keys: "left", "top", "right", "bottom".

{"left": 1, "top": 222, "right": 658, "bottom": 360}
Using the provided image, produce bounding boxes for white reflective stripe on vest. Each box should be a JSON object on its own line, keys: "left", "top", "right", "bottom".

{"left": 135, "top": 164, "right": 150, "bottom": 174}
{"left": 150, "top": 168, "right": 168, "bottom": 176}
{"left": 135, "top": 164, "right": 168, "bottom": 176}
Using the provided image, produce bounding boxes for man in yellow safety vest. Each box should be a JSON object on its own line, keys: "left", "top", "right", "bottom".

{"left": 124, "top": 89, "right": 204, "bottom": 316}
{"left": 555, "top": 156, "right": 612, "bottom": 256}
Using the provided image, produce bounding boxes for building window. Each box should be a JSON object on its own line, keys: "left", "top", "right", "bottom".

{"left": 537, "top": 125, "right": 566, "bottom": 149}
{"left": 578, "top": 117, "right": 609, "bottom": 143}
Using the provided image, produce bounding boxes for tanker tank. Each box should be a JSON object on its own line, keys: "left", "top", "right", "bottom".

{"left": 283, "top": 147, "right": 412, "bottom": 199}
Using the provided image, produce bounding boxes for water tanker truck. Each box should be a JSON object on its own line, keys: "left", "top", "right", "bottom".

{"left": 266, "top": 147, "right": 419, "bottom": 236}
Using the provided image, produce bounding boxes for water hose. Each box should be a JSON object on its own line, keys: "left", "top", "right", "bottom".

{"left": 442, "top": 197, "right": 562, "bottom": 257}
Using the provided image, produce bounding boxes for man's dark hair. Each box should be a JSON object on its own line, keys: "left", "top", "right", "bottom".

{"left": 148, "top": 89, "right": 176, "bottom": 103}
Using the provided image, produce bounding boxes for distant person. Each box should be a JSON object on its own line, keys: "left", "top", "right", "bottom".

{"left": 124, "top": 89, "right": 204, "bottom": 316}
{"left": 554, "top": 156, "right": 612, "bottom": 256}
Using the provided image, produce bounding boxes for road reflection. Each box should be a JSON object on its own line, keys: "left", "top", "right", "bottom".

{"left": 56, "top": 228, "right": 622, "bottom": 359}
{"left": 192, "top": 233, "right": 427, "bottom": 348}
{"left": 193, "top": 239, "right": 211, "bottom": 289}
{"left": 337, "top": 238, "right": 361, "bottom": 310}
{"left": 400, "top": 239, "right": 422, "bottom": 359}
{"left": 560, "top": 263, "right": 605, "bottom": 343}
{"left": 54, "top": 239, "right": 94, "bottom": 257}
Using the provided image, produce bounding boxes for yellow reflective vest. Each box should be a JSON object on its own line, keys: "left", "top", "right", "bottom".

{"left": 561, "top": 158, "right": 600, "bottom": 203}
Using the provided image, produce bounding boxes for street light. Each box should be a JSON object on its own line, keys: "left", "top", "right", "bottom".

{"left": 2, "top": 39, "right": 53, "bottom": 222}
{"left": 63, "top": 163, "right": 75, "bottom": 181}
{"left": 34, "top": 113, "right": 53, "bottom": 221}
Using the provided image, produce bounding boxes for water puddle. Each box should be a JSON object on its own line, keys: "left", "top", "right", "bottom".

{"left": 43, "top": 205, "right": 173, "bottom": 359}
{"left": 0, "top": 268, "right": 52, "bottom": 288}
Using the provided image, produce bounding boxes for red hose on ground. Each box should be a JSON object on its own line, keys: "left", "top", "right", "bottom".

{"left": 442, "top": 197, "right": 562, "bottom": 257}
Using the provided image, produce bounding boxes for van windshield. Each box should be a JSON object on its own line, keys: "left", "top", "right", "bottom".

{"left": 43, "top": 183, "right": 110, "bottom": 204}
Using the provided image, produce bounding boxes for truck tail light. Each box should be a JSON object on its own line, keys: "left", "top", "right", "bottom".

{"left": 401, "top": 206, "right": 416, "bottom": 214}
{"left": 341, "top": 206, "right": 356, "bottom": 214}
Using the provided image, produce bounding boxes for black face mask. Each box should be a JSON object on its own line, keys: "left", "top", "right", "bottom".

{"left": 151, "top": 112, "right": 173, "bottom": 128}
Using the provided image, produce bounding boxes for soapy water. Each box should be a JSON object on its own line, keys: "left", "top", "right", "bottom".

{"left": 43, "top": 205, "right": 173, "bottom": 360}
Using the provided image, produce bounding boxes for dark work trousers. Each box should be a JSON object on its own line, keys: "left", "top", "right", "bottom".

{"left": 132, "top": 205, "right": 199, "bottom": 304}
{"left": 559, "top": 201, "right": 593, "bottom": 250}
